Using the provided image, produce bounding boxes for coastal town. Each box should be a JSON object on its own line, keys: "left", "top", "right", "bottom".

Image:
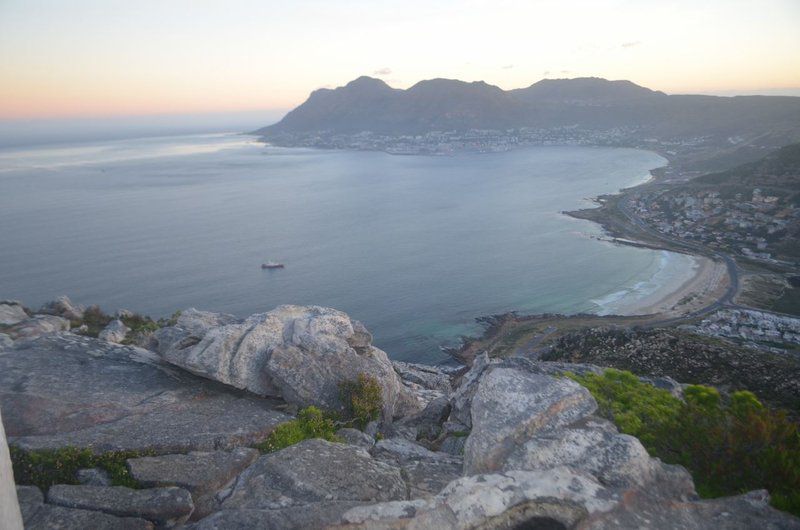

{"left": 265, "top": 126, "right": 717, "bottom": 162}
{"left": 628, "top": 186, "right": 800, "bottom": 266}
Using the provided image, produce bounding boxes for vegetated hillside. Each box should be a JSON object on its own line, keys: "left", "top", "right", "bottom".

{"left": 255, "top": 76, "right": 800, "bottom": 144}
{"left": 541, "top": 327, "right": 800, "bottom": 414}
{"left": 695, "top": 142, "right": 800, "bottom": 190}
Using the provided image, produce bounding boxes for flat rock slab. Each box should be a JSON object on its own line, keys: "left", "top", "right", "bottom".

{"left": 189, "top": 501, "right": 366, "bottom": 530}
{"left": 0, "top": 334, "right": 290, "bottom": 453}
{"left": 222, "top": 439, "right": 407, "bottom": 510}
{"left": 17, "top": 485, "right": 153, "bottom": 530}
{"left": 48, "top": 485, "right": 193, "bottom": 528}
{"left": 128, "top": 448, "right": 259, "bottom": 496}
{"left": 128, "top": 448, "right": 259, "bottom": 519}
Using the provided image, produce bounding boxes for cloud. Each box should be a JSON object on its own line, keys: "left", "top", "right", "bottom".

{"left": 542, "top": 70, "right": 551, "bottom": 76}
{"left": 373, "top": 67, "right": 392, "bottom": 76}
{"left": 501, "top": 64, "right": 514, "bottom": 69}
{"left": 622, "top": 41, "right": 641, "bottom": 48}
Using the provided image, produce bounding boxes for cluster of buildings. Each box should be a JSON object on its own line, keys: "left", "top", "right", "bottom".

{"left": 630, "top": 187, "right": 799, "bottom": 264}
{"left": 263, "top": 127, "right": 712, "bottom": 157}
{"left": 691, "top": 309, "right": 800, "bottom": 352}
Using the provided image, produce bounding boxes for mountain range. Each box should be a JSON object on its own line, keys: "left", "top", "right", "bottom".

{"left": 254, "top": 76, "right": 800, "bottom": 150}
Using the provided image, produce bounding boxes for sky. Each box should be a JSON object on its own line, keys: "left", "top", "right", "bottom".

{"left": 1, "top": 0, "right": 799, "bottom": 121}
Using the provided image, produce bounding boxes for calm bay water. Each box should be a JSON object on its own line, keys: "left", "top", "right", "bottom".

{"left": 0, "top": 133, "right": 693, "bottom": 363}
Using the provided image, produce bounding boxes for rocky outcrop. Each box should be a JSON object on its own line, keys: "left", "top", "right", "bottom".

{"left": 3, "top": 314, "right": 69, "bottom": 340}
{"left": 2, "top": 299, "right": 800, "bottom": 529}
{"left": 0, "top": 334, "right": 289, "bottom": 452}
{"left": 38, "top": 295, "right": 85, "bottom": 322}
{"left": 0, "top": 301, "right": 28, "bottom": 326}
{"left": 98, "top": 319, "right": 130, "bottom": 343}
{"left": 153, "top": 306, "right": 418, "bottom": 419}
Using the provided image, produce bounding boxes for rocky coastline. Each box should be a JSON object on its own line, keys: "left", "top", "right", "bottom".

{"left": 1, "top": 297, "right": 799, "bottom": 529}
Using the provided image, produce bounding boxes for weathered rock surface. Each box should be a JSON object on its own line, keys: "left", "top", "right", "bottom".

{"left": 0, "top": 334, "right": 290, "bottom": 452}
{"left": 38, "top": 295, "right": 85, "bottom": 321}
{"left": 128, "top": 448, "right": 259, "bottom": 519}
{"left": 392, "top": 361, "right": 453, "bottom": 394}
{"left": 0, "top": 301, "right": 28, "bottom": 326}
{"left": 336, "top": 428, "right": 375, "bottom": 449}
{"left": 17, "top": 485, "right": 153, "bottom": 530}
{"left": 447, "top": 352, "right": 494, "bottom": 429}
{"left": 338, "top": 467, "right": 618, "bottom": 529}
{"left": 47, "top": 484, "right": 194, "bottom": 528}
{"left": 154, "top": 306, "right": 418, "bottom": 419}
{"left": 190, "top": 501, "right": 365, "bottom": 530}
{"left": 4, "top": 314, "right": 70, "bottom": 340}
{"left": 463, "top": 365, "right": 597, "bottom": 475}
{"left": 98, "top": 318, "right": 130, "bottom": 343}
{"left": 222, "top": 439, "right": 407, "bottom": 510}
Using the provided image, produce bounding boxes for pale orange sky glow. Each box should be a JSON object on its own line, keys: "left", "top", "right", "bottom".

{"left": 1, "top": 0, "right": 799, "bottom": 120}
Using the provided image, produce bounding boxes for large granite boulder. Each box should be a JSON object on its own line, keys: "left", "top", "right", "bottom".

{"left": 463, "top": 365, "right": 597, "bottom": 475}
{"left": 38, "top": 295, "right": 85, "bottom": 322}
{"left": 0, "top": 301, "right": 28, "bottom": 326}
{"left": 0, "top": 334, "right": 289, "bottom": 453}
{"left": 4, "top": 314, "right": 69, "bottom": 340}
{"left": 98, "top": 319, "right": 130, "bottom": 343}
{"left": 447, "top": 352, "right": 494, "bottom": 429}
{"left": 153, "top": 305, "right": 417, "bottom": 419}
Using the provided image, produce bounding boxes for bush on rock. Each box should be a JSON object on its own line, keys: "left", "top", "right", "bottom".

{"left": 339, "top": 373, "right": 383, "bottom": 429}
{"left": 569, "top": 368, "right": 800, "bottom": 516}
{"left": 256, "top": 406, "right": 340, "bottom": 453}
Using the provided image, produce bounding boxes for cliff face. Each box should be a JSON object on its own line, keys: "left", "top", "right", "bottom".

{"left": 0, "top": 298, "right": 798, "bottom": 529}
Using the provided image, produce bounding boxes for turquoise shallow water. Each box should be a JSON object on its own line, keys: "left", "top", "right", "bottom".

{"left": 0, "top": 133, "right": 691, "bottom": 363}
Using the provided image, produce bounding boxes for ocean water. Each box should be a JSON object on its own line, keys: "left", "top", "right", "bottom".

{"left": 0, "top": 133, "right": 693, "bottom": 363}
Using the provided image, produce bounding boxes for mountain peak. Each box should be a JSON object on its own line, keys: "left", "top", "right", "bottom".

{"left": 513, "top": 77, "right": 664, "bottom": 102}
{"left": 344, "top": 76, "right": 393, "bottom": 91}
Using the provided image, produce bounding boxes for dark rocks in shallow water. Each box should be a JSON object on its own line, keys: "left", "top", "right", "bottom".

{"left": 17, "top": 485, "right": 153, "bottom": 530}
{"left": 0, "top": 334, "right": 290, "bottom": 453}
{"left": 127, "top": 448, "right": 259, "bottom": 520}
{"left": 47, "top": 485, "right": 194, "bottom": 528}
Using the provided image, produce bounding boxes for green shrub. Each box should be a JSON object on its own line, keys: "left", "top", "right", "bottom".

{"left": 255, "top": 406, "right": 340, "bottom": 453}
{"left": 75, "top": 305, "right": 113, "bottom": 337}
{"left": 119, "top": 313, "right": 160, "bottom": 344}
{"left": 10, "top": 446, "right": 154, "bottom": 490}
{"left": 339, "top": 373, "right": 383, "bottom": 429}
{"left": 569, "top": 369, "right": 800, "bottom": 516}
{"left": 157, "top": 310, "right": 182, "bottom": 328}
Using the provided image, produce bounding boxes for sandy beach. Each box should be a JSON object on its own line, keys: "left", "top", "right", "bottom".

{"left": 618, "top": 254, "right": 729, "bottom": 317}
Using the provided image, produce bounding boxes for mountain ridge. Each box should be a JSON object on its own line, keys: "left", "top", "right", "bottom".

{"left": 254, "top": 76, "right": 800, "bottom": 153}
